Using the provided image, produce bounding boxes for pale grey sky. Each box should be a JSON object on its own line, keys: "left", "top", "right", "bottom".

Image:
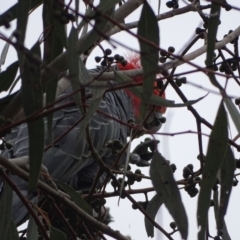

{"left": 1, "top": 1, "right": 240, "bottom": 239}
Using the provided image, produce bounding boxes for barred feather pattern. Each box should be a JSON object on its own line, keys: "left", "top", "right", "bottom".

{"left": 1, "top": 66, "right": 135, "bottom": 225}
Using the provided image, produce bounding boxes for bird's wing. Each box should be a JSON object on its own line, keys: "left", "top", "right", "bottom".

{"left": 1, "top": 78, "right": 133, "bottom": 225}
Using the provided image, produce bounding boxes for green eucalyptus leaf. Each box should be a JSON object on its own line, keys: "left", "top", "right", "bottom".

{"left": 197, "top": 102, "right": 228, "bottom": 240}
{"left": 0, "top": 34, "right": 14, "bottom": 66}
{"left": 72, "top": 59, "right": 107, "bottom": 141}
{"left": 0, "top": 91, "right": 18, "bottom": 114}
{"left": 0, "top": 0, "right": 42, "bottom": 27}
{"left": 9, "top": 74, "right": 21, "bottom": 94}
{"left": 56, "top": 25, "right": 67, "bottom": 49}
{"left": 67, "top": 26, "right": 82, "bottom": 112}
{"left": 75, "top": 0, "right": 80, "bottom": 25}
{"left": 114, "top": 71, "right": 206, "bottom": 108}
{"left": 16, "top": 0, "right": 31, "bottom": 65}
{"left": 145, "top": 194, "right": 163, "bottom": 237}
{"left": 150, "top": 151, "right": 188, "bottom": 239}
{"left": 97, "top": 0, "right": 120, "bottom": 12}
{"left": 224, "top": 97, "right": 240, "bottom": 135}
{"left": 0, "top": 180, "right": 13, "bottom": 240}
{"left": 213, "top": 190, "right": 232, "bottom": 240}
{"left": 21, "top": 42, "right": 44, "bottom": 189}
{"left": 205, "top": 0, "right": 223, "bottom": 88}
{"left": 79, "top": 57, "right": 92, "bottom": 85}
{"left": 56, "top": 180, "right": 92, "bottom": 215}
{"left": 43, "top": 0, "right": 65, "bottom": 144}
{"left": 138, "top": 1, "right": 159, "bottom": 120}
{"left": 150, "top": 92, "right": 207, "bottom": 108}
{"left": 50, "top": 226, "right": 67, "bottom": 240}
{"left": 27, "top": 213, "right": 38, "bottom": 240}
{"left": 67, "top": 27, "right": 108, "bottom": 140}
{"left": 0, "top": 61, "right": 18, "bottom": 92}
{"left": 218, "top": 146, "right": 235, "bottom": 230}
{"left": 77, "top": 1, "right": 115, "bottom": 56}
{"left": 77, "top": 0, "right": 120, "bottom": 33}
{"left": 7, "top": 219, "right": 19, "bottom": 240}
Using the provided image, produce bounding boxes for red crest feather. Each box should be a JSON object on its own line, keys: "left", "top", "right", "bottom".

{"left": 117, "top": 53, "right": 166, "bottom": 117}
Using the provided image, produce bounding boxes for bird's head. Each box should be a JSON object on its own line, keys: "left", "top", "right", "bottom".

{"left": 117, "top": 54, "right": 166, "bottom": 133}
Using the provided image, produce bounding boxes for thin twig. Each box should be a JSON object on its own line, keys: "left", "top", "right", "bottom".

{"left": 0, "top": 155, "right": 130, "bottom": 240}
{"left": 43, "top": 194, "right": 77, "bottom": 240}
{"left": 0, "top": 170, "right": 50, "bottom": 240}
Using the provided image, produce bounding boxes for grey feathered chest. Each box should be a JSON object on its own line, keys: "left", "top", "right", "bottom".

{"left": 3, "top": 81, "right": 135, "bottom": 189}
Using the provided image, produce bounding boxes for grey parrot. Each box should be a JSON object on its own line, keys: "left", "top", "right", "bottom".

{"left": 0, "top": 62, "right": 166, "bottom": 232}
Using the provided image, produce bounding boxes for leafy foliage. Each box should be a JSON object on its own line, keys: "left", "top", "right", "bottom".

{"left": 0, "top": 0, "right": 240, "bottom": 240}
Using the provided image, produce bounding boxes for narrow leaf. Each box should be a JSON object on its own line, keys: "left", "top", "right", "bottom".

{"left": 67, "top": 28, "right": 108, "bottom": 141}
{"left": 7, "top": 219, "right": 19, "bottom": 240}
{"left": 9, "top": 74, "right": 21, "bottom": 94}
{"left": 150, "top": 151, "right": 188, "bottom": 239}
{"left": 118, "top": 129, "right": 133, "bottom": 205}
{"left": 0, "top": 34, "right": 14, "bottom": 66}
{"left": 0, "top": 0, "right": 42, "bottom": 27}
{"left": 16, "top": 0, "right": 31, "bottom": 65}
{"left": 50, "top": 226, "right": 67, "bottom": 240}
{"left": 0, "top": 91, "right": 18, "bottom": 114}
{"left": 114, "top": 71, "right": 206, "bottom": 108}
{"left": 77, "top": 0, "right": 119, "bottom": 33}
{"left": 138, "top": 1, "right": 159, "bottom": 119}
{"left": 79, "top": 57, "right": 92, "bottom": 85}
{"left": 145, "top": 194, "right": 163, "bottom": 237}
{"left": 0, "top": 61, "right": 18, "bottom": 92}
{"left": 75, "top": 0, "right": 79, "bottom": 25}
{"left": 77, "top": 3, "right": 115, "bottom": 56}
{"left": 43, "top": 0, "right": 64, "bottom": 144}
{"left": 67, "top": 26, "right": 82, "bottom": 111}
{"left": 97, "top": 0, "right": 120, "bottom": 12}
{"left": 224, "top": 97, "right": 240, "bottom": 135}
{"left": 197, "top": 102, "right": 228, "bottom": 239}
{"left": 0, "top": 180, "right": 13, "bottom": 240}
{"left": 150, "top": 92, "right": 207, "bottom": 109}
{"left": 56, "top": 181, "right": 92, "bottom": 215}
{"left": 27, "top": 213, "right": 38, "bottom": 240}
{"left": 218, "top": 146, "right": 235, "bottom": 230}
{"left": 213, "top": 190, "right": 232, "bottom": 240}
{"left": 205, "top": 0, "right": 222, "bottom": 88}
{"left": 21, "top": 42, "right": 44, "bottom": 189}
{"left": 56, "top": 21, "right": 67, "bottom": 49}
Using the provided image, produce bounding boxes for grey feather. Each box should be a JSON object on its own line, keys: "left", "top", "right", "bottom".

{"left": 1, "top": 67, "right": 135, "bottom": 226}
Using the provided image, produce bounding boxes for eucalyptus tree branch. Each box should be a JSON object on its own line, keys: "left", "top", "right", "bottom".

{"left": 1, "top": 0, "right": 144, "bottom": 121}
{"left": 109, "top": 3, "right": 211, "bottom": 36}
{"left": 166, "top": 25, "right": 240, "bottom": 70}
{"left": 0, "top": 170, "right": 50, "bottom": 240}
{"left": 41, "top": 0, "right": 144, "bottom": 86}
{"left": 0, "top": 155, "right": 130, "bottom": 240}
{"left": 3, "top": 2, "right": 240, "bottom": 148}
{"left": 84, "top": 122, "right": 173, "bottom": 240}
{"left": 91, "top": 25, "right": 240, "bottom": 80}
{"left": 43, "top": 194, "right": 77, "bottom": 240}
{"left": 161, "top": 67, "right": 240, "bottom": 151}
{"left": 109, "top": 173, "right": 175, "bottom": 240}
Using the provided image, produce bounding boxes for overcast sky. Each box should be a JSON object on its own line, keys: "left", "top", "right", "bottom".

{"left": 1, "top": 1, "right": 240, "bottom": 239}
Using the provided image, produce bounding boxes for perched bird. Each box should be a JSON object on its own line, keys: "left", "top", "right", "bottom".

{"left": 0, "top": 54, "right": 166, "bottom": 229}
